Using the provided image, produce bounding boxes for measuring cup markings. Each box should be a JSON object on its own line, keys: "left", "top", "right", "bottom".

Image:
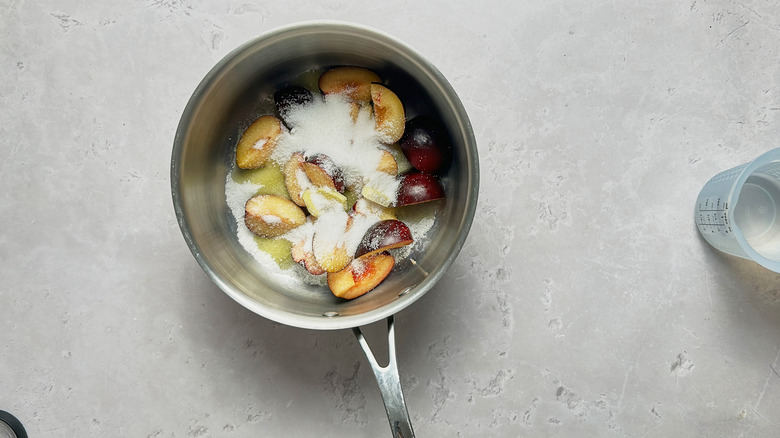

{"left": 697, "top": 197, "right": 732, "bottom": 234}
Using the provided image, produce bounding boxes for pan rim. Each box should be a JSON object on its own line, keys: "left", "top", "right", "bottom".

{"left": 171, "top": 21, "right": 479, "bottom": 330}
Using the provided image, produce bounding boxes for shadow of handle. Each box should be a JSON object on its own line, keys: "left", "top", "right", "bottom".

{"left": 353, "top": 316, "right": 415, "bottom": 438}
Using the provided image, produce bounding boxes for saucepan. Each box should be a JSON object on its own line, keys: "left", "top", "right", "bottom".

{"left": 171, "top": 21, "right": 478, "bottom": 437}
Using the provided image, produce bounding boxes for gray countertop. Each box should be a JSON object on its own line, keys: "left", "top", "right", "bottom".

{"left": 2, "top": 1, "right": 779, "bottom": 437}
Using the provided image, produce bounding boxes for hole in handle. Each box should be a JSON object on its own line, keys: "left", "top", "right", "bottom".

{"left": 353, "top": 317, "right": 395, "bottom": 368}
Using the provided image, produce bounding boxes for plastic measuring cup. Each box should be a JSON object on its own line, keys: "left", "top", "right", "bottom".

{"left": 695, "top": 147, "right": 780, "bottom": 272}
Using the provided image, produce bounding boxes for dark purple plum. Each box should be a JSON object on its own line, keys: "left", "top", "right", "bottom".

{"left": 396, "top": 172, "right": 445, "bottom": 206}
{"left": 274, "top": 85, "right": 313, "bottom": 119}
{"left": 399, "top": 116, "right": 452, "bottom": 174}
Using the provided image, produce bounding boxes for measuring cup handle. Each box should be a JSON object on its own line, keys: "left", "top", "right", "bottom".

{"left": 352, "top": 316, "right": 415, "bottom": 438}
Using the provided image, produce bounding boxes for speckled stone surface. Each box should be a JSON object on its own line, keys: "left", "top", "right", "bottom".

{"left": 2, "top": 1, "right": 780, "bottom": 437}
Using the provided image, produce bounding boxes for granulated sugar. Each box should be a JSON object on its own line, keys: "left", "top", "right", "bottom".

{"left": 261, "top": 214, "right": 282, "bottom": 224}
{"left": 224, "top": 178, "right": 324, "bottom": 287}
{"left": 271, "top": 94, "right": 399, "bottom": 200}
{"left": 252, "top": 138, "right": 269, "bottom": 150}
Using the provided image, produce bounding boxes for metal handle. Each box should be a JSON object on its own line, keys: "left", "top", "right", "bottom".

{"left": 353, "top": 316, "right": 415, "bottom": 438}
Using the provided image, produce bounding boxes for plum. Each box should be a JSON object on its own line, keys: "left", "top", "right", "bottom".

{"left": 235, "top": 115, "right": 283, "bottom": 169}
{"left": 319, "top": 66, "right": 380, "bottom": 103}
{"left": 399, "top": 116, "right": 452, "bottom": 174}
{"left": 396, "top": 172, "right": 445, "bottom": 206}
{"left": 274, "top": 85, "right": 313, "bottom": 118}
{"left": 303, "top": 153, "right": 345, "bottom": 193}
{"left": 244, "top": 194, "right": 306, "bottom": 238}
{"left": 355, "top": 219, "right": 413, "bottom": 258}
{"left": 327, "top": 252, "right": 395, "bottom": 300}
{"left": 370, "top": 83, "right": 405, "bottom": 144}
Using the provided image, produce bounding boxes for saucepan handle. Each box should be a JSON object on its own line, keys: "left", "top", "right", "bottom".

{"left": 352, "top": 316, "right": 415, "bottom": 438}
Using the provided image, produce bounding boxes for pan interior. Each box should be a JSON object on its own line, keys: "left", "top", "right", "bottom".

{"left": 172, "top": 23, "right": 478, "bottom": 330}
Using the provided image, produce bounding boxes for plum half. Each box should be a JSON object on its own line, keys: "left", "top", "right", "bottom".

{"left": 399, "top": 116, "right": 451, "bottom": 174}
{"left": 274, "top": 85, "right": 314, "bottom": 125}
{"left": 355, "top": 219, "right": 413, "bottom": 258}
{"left": 235, "top": 115, "right": 283, "bottom": 169}
{"left": 244, "top": 194, "right": 306, "bottom": 238}
{"left": 396, "top": 172, "right": 445, "bottom": 206}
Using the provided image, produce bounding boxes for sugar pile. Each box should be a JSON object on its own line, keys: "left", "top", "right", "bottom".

{"left": 271, "top": 93, "right": 399, "bottom": 200}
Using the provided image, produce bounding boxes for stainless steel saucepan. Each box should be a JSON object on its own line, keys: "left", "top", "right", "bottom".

{"left": 171, "top": 21, "right": 479, "bottom": 437}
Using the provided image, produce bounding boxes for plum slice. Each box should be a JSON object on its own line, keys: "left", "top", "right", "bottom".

{"left": 327, "top": 252, "right": 395, "bottom": 299}
{"left": 303, "top": 153, "right": 345, "bottom": 193}
{"left": 355, "top": 219, "right": 413, "bottom": 258}
{"left": 370, "top": 83, "right": 405, "bottom": 144}
{"left": 396, "top": 172, "right": 445, "bottom": 206}
{"left": 236, "top": 115, "right": 283, "bottom": 169}
{"left": 291, "top": 238, "right": 326, "bottom": 276}
{"left": 244, "top": 194, "right": 306, "bottom": 238}
{"left": 319, "top": 66, "right": 380, "bottom": 103}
